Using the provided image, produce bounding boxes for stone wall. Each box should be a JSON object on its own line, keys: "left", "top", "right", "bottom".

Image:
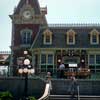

{"left": 0, "top": 77, "right": 45, "bottom": 100}
{"left": 0, "top": 77, "right": 100, "bottom": 100}
{"left": 51, "top": 79, "right": 100, "bottom": 95}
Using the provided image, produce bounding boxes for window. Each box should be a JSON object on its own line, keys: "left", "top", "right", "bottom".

{"left": 92, "top": 34, "right": 97, "bottom": 43}
{"left": 41, "top": 54, "right": 53, "bottom": 64}
{"left": 45, "top": 35, "right": 50, "bottom": 43}
{"left": 89, "top": 54, "right": 100, "bottom": 72}
{"left": 48, "top": 54, "right": 53, "bottom": 64}
{"left": 21, "top": 29, "right": 32, "bottom": 45}
{"left": 40, "top": 53, "right": 54, "bottom": 72}
{"left": 89, "top": 55, "right": 95, "bottom": 65}
{"left": 96, "top": 55, "right": 100, "bottom": 64}
{"left": 69, "top": 34, "right": 74, "bottom": 43}
{"left": 66, "top": 29, "right": 76, "bottom": 45}
{"left": 90, "top": 29, "right": 99, "bottom": 44}
{"left": 43, "top": 29, "right": 53, "bottom": 45}
{"left": 41, "top": 54, "right": 46, "bottom": 64}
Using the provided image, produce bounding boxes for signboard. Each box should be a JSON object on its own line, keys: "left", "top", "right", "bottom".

{"left": 68, "top": 64, "right": 77, "bottom": 67}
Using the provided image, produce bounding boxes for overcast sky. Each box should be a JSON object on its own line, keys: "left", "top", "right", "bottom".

{"left": 0, "top": 0, "right": 100, "bottom": 51}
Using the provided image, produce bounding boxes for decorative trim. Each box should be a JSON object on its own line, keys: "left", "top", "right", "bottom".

{"left": 20, "top": 28, "right": 32, "bottom": 35}
{"left": 20, "top": 29, "right": 32, "bottom": 45}
{"left": 90, "top": 29, "right": 99, "bottom": 45}
{"left": 49, "top": 24, "right": 100, "bottom": 28}
{"left": 20, "top": 4, "right": 34, "bottom": 17}
{"left": 66, "top": 29, "right": 76, "bottom": 45}
{"left": 43, "top": 29, "right": 53, "bottom": 45}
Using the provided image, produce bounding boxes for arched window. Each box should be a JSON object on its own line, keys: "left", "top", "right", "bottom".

{"left": 69, "top": 34, "right": 74, "bottom": 43}
{"left": 66, "top": 29, "right": 76, "bottom": 45}
{"left": 90, "top": 29, "right": 99, "bottom": 44}
{"left": 21, "top": 29, "right": 32, "bottom": 45}
{"left": 43, "top": 29, "right": 53, "bottom": 45}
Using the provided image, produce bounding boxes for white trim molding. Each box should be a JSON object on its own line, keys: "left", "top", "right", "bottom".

{"left": 90, "top": 29, "right": 99, "bottom": 45}
{"left": 66, "top": 29, "right": 76, "bottom": 45}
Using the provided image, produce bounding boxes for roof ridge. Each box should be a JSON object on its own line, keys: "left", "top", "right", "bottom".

{"left": 30, "top": 26, "right": 41, "bottom": 50}
{"left": 48, "top": 23, "right": 100, "bottom": 27}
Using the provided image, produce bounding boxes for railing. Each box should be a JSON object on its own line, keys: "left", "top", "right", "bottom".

{"left": 0, "top": 51, "right": 11, "bottom": 54}
{"left": 64, "top": 68, "right": 90, "bottom": 78}
{"left": 48, "top": 23, "right": 100, "bottom": 28}
{"left": 77, "top": 85, "right": 80, "bottom": 100}
{"left": 38, "top": 83, "right": 51, "bottom": 100}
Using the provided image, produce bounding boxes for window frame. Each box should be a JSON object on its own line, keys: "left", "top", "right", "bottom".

{"left": 89, "top": 55, "right": 95, "bottom": 65}
{"left": 88, "top": 54, "right": 100, "bottom": 71}
{"left": 90, "top": 29, "right": 99, "bottom": 45}
{"left": 43, "top": 29, "right": 53, "bottom": 45}
{"left": 66, "top": 29, "right": 76, "bottom": 45}
{"left": 40, "top": 53, "right": 54, "bottom": 72}
{"left": 20, "top": 29, "right": 32, "bottom": 45}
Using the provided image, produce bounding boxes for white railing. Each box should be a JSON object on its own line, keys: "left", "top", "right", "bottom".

{"left": 77, "top": 85, "right": 80, "bottom": 100}
{"left": 38, "top": 83, "right": 51, "bottom": 100}
{"left": 0, "top": 51, "right": 11, "bottom": 54}
{"left": 48, "top": 23, "right": 100, "bottom": 28}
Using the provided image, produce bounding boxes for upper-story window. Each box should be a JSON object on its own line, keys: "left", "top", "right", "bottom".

{"left": 45, "top": 35, "right": 51, "bottom": 43}
{"left": 92, "top": 34, "right": 97, "bottom": 43}
{"left": 66, "top": 29, "right": 76, "bottom": 45}
{"left": 69, "top": 34, "right": 74, "bottom": 43}
{"left": 90, "top": 29, "right": 99, "bottom": 45}
{"left": 21, "top": 29, "right": 32, "bottom": 45}
{"left": 43, "top": 29, "right": 53, "bottom": 45}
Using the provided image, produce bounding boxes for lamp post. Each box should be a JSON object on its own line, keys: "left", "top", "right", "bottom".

{"left": 18, "top": 51, "right": 35, "bottom": 99}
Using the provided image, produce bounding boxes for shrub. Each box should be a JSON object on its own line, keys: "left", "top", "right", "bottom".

{"left": 28, "top": 96, "right": 36, "bottom": 100}
{"left": 0, "top": 91, "right": 13, "bottom": 100}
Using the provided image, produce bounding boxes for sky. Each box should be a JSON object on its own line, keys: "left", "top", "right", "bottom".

{"left": 0, "top": 0, "right": 100, "bottom": 51}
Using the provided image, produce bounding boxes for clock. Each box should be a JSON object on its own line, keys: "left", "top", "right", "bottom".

{"left": 23, "top": 10, "right": 31, "bottom": 19}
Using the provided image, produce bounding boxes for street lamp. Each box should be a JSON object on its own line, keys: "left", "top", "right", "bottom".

{"left": 58, "top": 59, "right": 61, "bottom": 63}
{"left": 18, "top": 51, "right": 35, "bottom": 99}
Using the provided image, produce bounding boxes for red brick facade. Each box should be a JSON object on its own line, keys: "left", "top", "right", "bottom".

{"left": 13, "top": 24, "right": 39, "bottom": 46}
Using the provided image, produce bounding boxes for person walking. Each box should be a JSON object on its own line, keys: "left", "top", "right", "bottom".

{"left": 69, "top": 74, "right": 78, "bottom": 100}
{"left": 46, "top": 72, "right": 52, "bottom": 90}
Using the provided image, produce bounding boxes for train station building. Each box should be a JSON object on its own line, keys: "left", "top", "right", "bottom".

{"left": 9, "top": 0, "right": 100, "bottom": 77}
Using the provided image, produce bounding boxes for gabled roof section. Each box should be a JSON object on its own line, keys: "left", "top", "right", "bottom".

{"left": 66, "top": 29, "right": 76, "bottom": 35}
{"left": 31, "top": 26, "right": 100, "bottom": 49}
{"left": 43, "top": 29, "right": 53, "bottom": 35}
{"left": 14, "top": 0, "right": 40, "bottom": 14}
{"left": 90, "top": 29, "right": 100, "bottom": 35}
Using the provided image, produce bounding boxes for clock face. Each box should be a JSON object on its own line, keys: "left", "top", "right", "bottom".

{"left": 23, "top": 10, "right": 31, "bottom": 19}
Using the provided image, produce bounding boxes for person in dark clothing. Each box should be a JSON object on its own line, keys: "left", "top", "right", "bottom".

{"left": 69, "top": 74, "right": 78, "bottom": 100}
{"left": 59, "top": 62, "right": 65, "bottom": 78}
